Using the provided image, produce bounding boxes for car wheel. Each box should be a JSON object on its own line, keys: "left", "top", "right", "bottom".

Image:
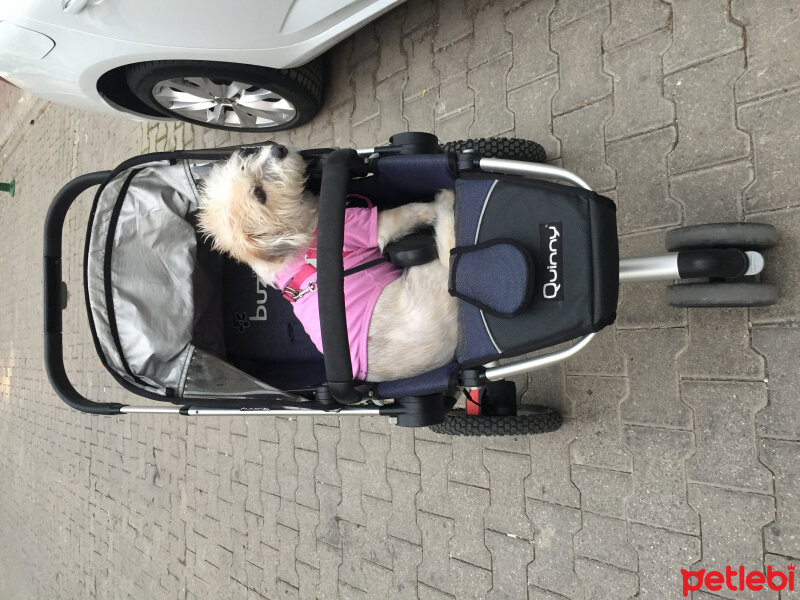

{"left": 125, "top": 60, "right": 323, "bottom": 132}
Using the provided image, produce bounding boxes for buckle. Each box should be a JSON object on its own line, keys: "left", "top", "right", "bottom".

{"left": 282, "top": 281, "right": 317, "bottom": 302}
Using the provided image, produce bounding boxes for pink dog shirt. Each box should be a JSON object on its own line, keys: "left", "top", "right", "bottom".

{"left": 274, "top": 207, "right": 402, "bottom": 380}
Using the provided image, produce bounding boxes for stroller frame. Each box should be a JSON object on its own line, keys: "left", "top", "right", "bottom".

{"left": 43, "top": 133, "right": 774, "bottom": 430}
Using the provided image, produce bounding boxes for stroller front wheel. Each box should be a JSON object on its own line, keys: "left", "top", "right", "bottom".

{"left": 428, "top": 406, "right": 562, "bottom": 436}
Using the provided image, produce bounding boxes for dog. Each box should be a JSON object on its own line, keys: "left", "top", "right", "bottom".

{"left": 197, "top": 143, "right": 458, "bottom": 382}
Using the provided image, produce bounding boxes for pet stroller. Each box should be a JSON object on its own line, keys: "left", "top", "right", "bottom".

{"left": 43, "top": 132, "right": 779, "bottom": 435}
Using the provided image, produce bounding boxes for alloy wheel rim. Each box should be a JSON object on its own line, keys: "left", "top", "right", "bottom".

{"left": 151, "top": 77, "right": 297, "bottom": 129}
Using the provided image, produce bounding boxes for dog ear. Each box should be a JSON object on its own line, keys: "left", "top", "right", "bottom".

{"left": 244, "top": 233, "right": 298, "bottom": 262}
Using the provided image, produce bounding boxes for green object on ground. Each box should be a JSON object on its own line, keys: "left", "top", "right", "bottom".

{"left": 0, "top": 179, "right": 15, "bottom": 197}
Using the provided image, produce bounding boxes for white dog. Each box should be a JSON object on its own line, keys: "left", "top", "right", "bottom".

{"left": 198, "top": 143, "right": 458, "bottom": 382}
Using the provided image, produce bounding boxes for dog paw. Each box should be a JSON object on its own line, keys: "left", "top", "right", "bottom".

{"left": 434, "top": 188, "right": 455, "bottom": 211}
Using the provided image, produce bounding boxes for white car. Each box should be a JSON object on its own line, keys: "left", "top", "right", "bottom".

{"left": 0, "top": 0, "right": 404, "bottom": 132}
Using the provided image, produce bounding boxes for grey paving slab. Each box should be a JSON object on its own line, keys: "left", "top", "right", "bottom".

{"left": 747, "top": 208, "right": 800, "bottom": 325}
{"left": 571, "top": 464, "right": 632, "bottom": 519}
{"left": 552, "top": 97, "right": 616, "bottom": 191}
{"left": 663, "top": 0, "right": 742, "bottom": 74}
{"left": 417, "top": 512, "right": 455, "bottom": 595}
{"left": 574, "top": 557, "right": 638, "bottom": 599}
{"left": 376, "top": 6, "right": 408, "bottom": 82}
{"left": 505, "top": 0, "right": 557, "bottom": 90}
{"left": 628, "top": 523, "right": 701, "bottom": 600}
{"left": 525, "top": 420, "right": 581, "bottom": 508}
{"left": 731, "top": 0, "right": 800, "bottom": 102}
{"left": 604, "top": 30, "right": 674, "bottom": 142}
{"left": 551, "top": 8, "right": 612, "bottom": 115}
{"left": 484, "top": 530, "right": 534, "bottom": 600}
{"left": 508, "top": 74, "right": 561, "bottom": 160}
{"left": 670, "top": 159, "right": 752, "bottom": 225}
{"left": 404, "top": 25, "right": 438, "bottom": 101}
{"left": 449, "top": 482, "right": 492, "bottom": 569}
{"left": 417, "top": 439, "right": 454, "bottom": 518}
{"left": 760, "top": 439, "right": 800, "bottom": 559}
{"left": 688, "top": 484, "right": 777, "bottom": 600}
{"left": 752, "top": 326, "right": 800, "bottom": 441}
{"left": 388, "top": 537, "right": 423, "bottom": 599}
{"left": 484, "top": 449, "right": 533, "bottom": 539}
{"left": 387, "top": 468, "right": 423, "bottom": 545}
{"left": 565, "top": 325, "right": 626, "bottom": 376}
{"left": 468, "top": 54, "right": 515, "bottom": 138}
{"left": 433, "top": 0, "right": 472, "bottom": 50}
{"left": 574, "top": 512, "right": 638, "bottom": 570}
{"left": 449, "top": 559, "right": 492, "bottom": 600}
{"left": 607, "top": 126, "right": 681, "bottom": 234}
{"left": 448, "top": 436, "right": 491, "bottom": 488}
{"left": 568, "top": 375, "right": 632, "bottom": 472}
{"left": 619, "top": 328, "right": 692, "bottom": 429}
{"left": 624, "top": 425, "right": 700, "bottom": 535}
{"left": 550, "top": 0, "right": 607, "bottom": 31}
{"left": 376, "top": 71, "right": 410, "bottom": 142}
{"left": 665, "top": 51, "right": 751, "bottom": 174}
{"left": 469, "top": 1, "right": 512, "bottom": 70}
{"left": 603, "top": 0, "right": 670, "bottom": 50}
{"left": 362, "top": 495, "right": 394, "bottom": 569}
{"left": 738, "top": 89, "right": 800, "bottom": 213}
{"left": 527, "top": 500, "right": 583, "bottom": 599}
{"left": 683, "top": 381, "right": 772, "bottom": 493}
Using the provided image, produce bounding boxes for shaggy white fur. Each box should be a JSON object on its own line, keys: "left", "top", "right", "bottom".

{"left": 198, "top": 144, "right": 458, "bottom": 381}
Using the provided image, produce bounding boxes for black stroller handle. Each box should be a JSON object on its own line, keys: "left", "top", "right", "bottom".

{"left": 44, "top": 171, "right": 124, "bottom": 415}
{"left": 317, "top": 149, "right": 365, "bottom": 405}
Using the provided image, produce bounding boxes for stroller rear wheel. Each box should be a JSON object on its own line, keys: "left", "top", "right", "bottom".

{"left": 665, "top": 222, "right": 778, "bottom": 252}
{"left": 428, "top": 406, "right": 562, "bottom": 436}
{"left": 440, "top": 137, "right": 546, "bottom": 163}
{"left": 667, "top": 281, "right": 778, "bottom": 307}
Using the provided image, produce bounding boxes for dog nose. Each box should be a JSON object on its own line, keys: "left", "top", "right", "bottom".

{"left": 271, "top": 144, "right": 288, "bottom": 159}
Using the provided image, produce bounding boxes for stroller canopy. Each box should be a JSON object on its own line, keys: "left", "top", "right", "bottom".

{"left": 84, "top": 155, "right": 294, "bottom": 401}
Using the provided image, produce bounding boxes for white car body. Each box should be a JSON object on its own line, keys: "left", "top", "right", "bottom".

{"left": 0, "top": 0, "right": 402, "bottom": 119}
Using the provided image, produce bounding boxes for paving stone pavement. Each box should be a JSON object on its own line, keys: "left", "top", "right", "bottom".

{"left": 1, "top": 0, "right": 799, "bottom": 598}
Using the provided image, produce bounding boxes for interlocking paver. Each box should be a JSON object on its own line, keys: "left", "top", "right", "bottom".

{"left": 484, "top": 449, "right": 533, "bottom": 539}
{"left": 417, "top": 512, "right": 455, "bottom": 595}
{"left": 752, "top": 326, "right": 800, "bottom": 441}
{"left": 606, "top": 126, "right": 681, "bottom": 234}
{"left": 469, "top": 1, "right": 512, "bottom": 70}
{"left": 507, "top": 75, "right": 561, "bottom": 160}
{"left": 388, "top": 537, "right": 423, "bottom": 599}
{"left": 568, "top": 375, "right": 632, "bottom": 472}
{"left": 604, "top": 30, "right": 674, "bottom": 142}
{"left": 551, "top": 8, "right": 612, "bottom": 115}
{"left": 748, "top": 208, "right": 800, "bottom": 325}
{"left": 468, "top": 54, "right": 515, "bottom": 138}
{"left": 760, "top": 439, "right": 800, "bottom": 559}
{"left": 484, "top": 530, "right": 534, "bottom": 600}
{"left": 628, "top": 523, "right": 701, "bottom": 600}
{"left": 688, "top": 484, "right": 777, "bottom": 600}
{"left": 665, "top": 51, "right": 750, "bottom": 174}
{"left": 738, "top": 89, "right": 800, "bottom": 213}
{"left": 550, "top": 0, "right": 607, "bottom": 31}
{"left": 505, "top": 0, "right": 557, "bottom": 90}
{"left": 417, "top": 439, "right": 454, "bottom": 517}
{"left": 574, "top": 557, "right": 639, "bottom": 599}
{"left": 663, "top": 0, "right": 742, "bottom": 74}
{"left": 574, "top": 512, "right": 637, "bottom": 571}
{"left": 527, "top": 500, "right": 583, "bottom": 598}
{"left": 552, "top": 98, "right": 616, "bottom": 191}
{"left": 525, "top": 420, "right": 581, "bottom": 508}
{"left": 449, "top": 559, "right": 492, "bottom": 600}
{"left": 387, "top": 468, "right": 423, "bottom": 545}
{"left": 670, "top": 160, "right": 752, "bottom": 225}
{"left": 731, "top": 0, "right": 800, "bottom": 102}
{"left": 624, "top": 425, "right": 700, "bottom": 535}
{"left": 448, "top": 436, "right": 490, "bottom": 488}
{"left": 449, "top": 482, "right": 492, "bottom": 569}
{"left": 683, "top": 381, "right": 772, "bottom": 493}
{"left": 571, "top": 464, "right": 631, "bottom": 519}
{"left": 603, "top": 0, "right": 670, "bottom": 50}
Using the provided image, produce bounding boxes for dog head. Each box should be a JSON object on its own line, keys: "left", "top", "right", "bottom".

{"left": 197, "top": 143, "right": 318, "bottom": 273}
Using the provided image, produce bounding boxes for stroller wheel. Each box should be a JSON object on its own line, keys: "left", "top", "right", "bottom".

{"left": 440, "top": 137, "right": 546, "bottom": 163}
{"left": 665, "top": 222, "right": 778, "bottom": 252}
{"left": 667, "top": 282, "right": 778, "bottom": 307}
{"left": 428, "top": 407, "right": 562, "bottom": 436}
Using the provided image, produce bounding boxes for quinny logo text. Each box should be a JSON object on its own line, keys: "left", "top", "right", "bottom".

{"left": 682, "top": 565, "right": 795, "bottom": 596}
{"left": 539, "top": 222, "right": 563, "bottom": 301}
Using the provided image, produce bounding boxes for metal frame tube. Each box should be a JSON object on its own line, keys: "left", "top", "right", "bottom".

{"left": 119, "top": 405, "right": 383, "bottom": 416}
{"left": 619, "top": 255, "right": 680, "bottom": 282}
{"left": 483, "top": 334, "right": 596, "bottom": 381}
{"left": 478, "top": 158, "right": 592, "bottom": 190}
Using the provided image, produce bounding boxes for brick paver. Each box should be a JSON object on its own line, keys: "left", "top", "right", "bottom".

{"left": 2, "top": 0, "right": 800, "bottom": 598}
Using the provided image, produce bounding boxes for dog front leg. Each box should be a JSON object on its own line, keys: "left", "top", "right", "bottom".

{"left": 376, "top": 202, "right": 437, "bottom": 251}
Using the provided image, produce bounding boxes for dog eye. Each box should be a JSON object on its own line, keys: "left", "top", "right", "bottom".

{"left": 253, "top": 186, "right": 267, "bottom": 204}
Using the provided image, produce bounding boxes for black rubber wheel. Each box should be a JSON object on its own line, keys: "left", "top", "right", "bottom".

{"left": 440, "top": 137, "right": 546, "bottom": 162}
{"left": 665, "top": 222, "right": 778, "bottom": 252}
{"left": 125, "top": 60, "right": 323, "bottom": 132}
{"left": 667, "top": 282, "right": 778, "bottom": 307}
{"left": 428, "top": 406, "right": 562, "bottom": 436}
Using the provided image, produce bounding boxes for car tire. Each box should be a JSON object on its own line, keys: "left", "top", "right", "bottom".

{"left": 125, "top": 60, "right": 323, "bottom": 132}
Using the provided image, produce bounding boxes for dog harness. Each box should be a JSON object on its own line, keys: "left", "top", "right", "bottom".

{"left": 274, "top": 206, "right": 402, "bottom": 380}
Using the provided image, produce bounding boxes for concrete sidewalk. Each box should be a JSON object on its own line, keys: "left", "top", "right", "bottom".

{"left": 1, "top": 0, "right": 799, "bottom": 598}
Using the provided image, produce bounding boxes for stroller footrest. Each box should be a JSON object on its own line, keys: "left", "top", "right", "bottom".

{"left": 448, "top": 239, "right": 534, "bottom": 318}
